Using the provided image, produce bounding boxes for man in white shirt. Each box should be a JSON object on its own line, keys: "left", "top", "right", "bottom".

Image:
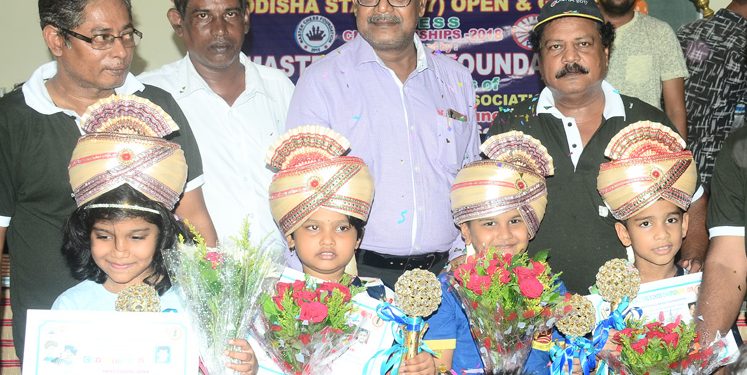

{"left": 140, "top": 0, "right": 294, "bottom": 255}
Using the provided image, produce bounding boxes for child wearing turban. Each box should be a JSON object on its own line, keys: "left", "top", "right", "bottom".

{"left": 424, "top": 130, "right": 562, "bottom": 374}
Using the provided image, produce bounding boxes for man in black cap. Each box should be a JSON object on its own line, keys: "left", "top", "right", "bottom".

{"left": 487, "top": 0, "right": 708, "bottom": 293}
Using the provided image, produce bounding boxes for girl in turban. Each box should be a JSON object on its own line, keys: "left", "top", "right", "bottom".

{"left": 51, "top": 96, "right": 257, "bottom": 374}
{"left": 254, "top": 125, "right": 435, "bottom": 374}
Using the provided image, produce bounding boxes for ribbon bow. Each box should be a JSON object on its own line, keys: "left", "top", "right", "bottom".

{"left": 363, "top": 303, "right": 436, "bottom": 375}
{"left": 550, "top": 335, "right": 598, "bottom": 375}
{"left": 592, "top": 297, "right": 642, "bottom": 374}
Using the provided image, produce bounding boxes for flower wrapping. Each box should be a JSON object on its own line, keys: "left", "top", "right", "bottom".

{"left": 450, "top": 249, "right": 567, "bottom": 374}
{"left": 253, "top": 276, "right": 364, "bottom": 374}
{"left": 598, "top": 315, "right": 734, "bottom": 375}
{"left": 163, "top": 221, "right": 283, "bottom": 375}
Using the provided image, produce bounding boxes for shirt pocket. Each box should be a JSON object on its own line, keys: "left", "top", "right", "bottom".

{"left": 436, "top": 109, "right": 471, "bottom": 175}
{"left": 624, "top": 55, "right": 653, "bottom": 84}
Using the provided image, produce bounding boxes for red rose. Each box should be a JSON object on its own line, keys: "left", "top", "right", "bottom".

{"left": 276, "top": 282, "right": 292, "bottom": 296}
{"left": 644, "top": 322, "right": 662, "bottom": 331}
{"left": 292, "top": 280, "right": 306, "bottom": 290}
{"left": 617, "top": 328, "right": 633, "bottom": 338}
{"left": 522, "top": 309, "right": 536, "bottom": 319}
{"left": 531, "top": 260, "right": 545, "bottom": 276}
{"left": 515, "top": 266, "right": 544, "bottom": 298}
{"left": 271, "top": 325, "right": 282, "bottom": 331}
{"left": 204, "top": 251, "right": 224, "bottom": 269}
{"left": 498, "top": 269, "right": 512, "bottom": 284}
{"left": 298, "top": 301, "right": 328, "bottom": 323}
{"left": 541, "top": 307, "right": 552, "bottom": 318}
{"left": 317, "top": 282, "right": 352, "bottom": 302}
{"left": 455, "top": 261, "right": 477, "bottom": 284}
{"left": 507, "top": 312, "right": 518, "bottom": 321}
{"left": 299, "top": 334, "right": 311, "bottom": 345}
{"left": 486, "top": 258, "right": 500, "bottom": 276}
{"left": 662, "top": 332, "right": 680, "bottom": 347}
{"left": 501, "top": 252, "right": 513, "bottom": 264}
{"left": 272, "top": 295, "right": 284, "bottom": 310}
{"left": 466, "top": 275, "right": 491, "bottom": 295}
{"left": 292, "top": 288, "right": 319, "bottom": 305}
{"left": 631, "top": 338, "right": 649, "bottom": 354}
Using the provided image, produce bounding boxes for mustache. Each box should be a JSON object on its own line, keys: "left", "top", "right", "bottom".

{"left": 555, "top": 63, "right": 590, "bottom": 79}
{"left": 368, "top": 13, "right": 401, "bottom": 24}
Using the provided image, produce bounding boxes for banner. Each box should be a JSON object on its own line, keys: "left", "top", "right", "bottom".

{"left": 243, "top": 0, "right": 550, "bottom": 132}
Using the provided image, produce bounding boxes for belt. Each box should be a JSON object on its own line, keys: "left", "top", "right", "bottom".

{"left": 358, "top": 249, "right": 449, "bottom": 270}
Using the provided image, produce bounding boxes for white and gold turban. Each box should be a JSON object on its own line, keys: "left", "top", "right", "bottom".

{"left": 267, "top": 125, "right": 374, "bottom": 236}
{"left": 450, "top": 131, "right": 554, "bottom": 239}
{"left": 597, "top": 121, "right": 697, "bottom": 220}
{"left": 68, "top": 95, "right": 187, "bottom": 210}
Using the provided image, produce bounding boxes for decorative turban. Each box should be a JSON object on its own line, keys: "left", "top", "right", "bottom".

{"left": 267, "top": 125, "right": 374, "bottom": 236}
{"left": 597, "top": 121, "right": 697, "bottom": 220}
{"left": 68, "top": 95, "right": 188, "bottom": 210}
{"left": 450, "top": 131, "right": 554, "bottom": 239}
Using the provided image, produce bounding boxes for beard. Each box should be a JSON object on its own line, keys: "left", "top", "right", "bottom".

{"left": 600, "top": 0, "right": 636, "bottom": 16}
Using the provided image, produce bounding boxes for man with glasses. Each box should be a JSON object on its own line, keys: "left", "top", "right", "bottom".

{"left": 140, "top": 0, "right": 293, "bottom": 257}
{"left": 285, "top": 0, "right": 479, "bottom": 317}
{"left": 0, "top": 0, "right": 216, "bottom": 358}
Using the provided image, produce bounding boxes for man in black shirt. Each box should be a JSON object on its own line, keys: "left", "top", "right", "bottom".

{"left": 488, "top": 0, "right": 708, "bottom": 293}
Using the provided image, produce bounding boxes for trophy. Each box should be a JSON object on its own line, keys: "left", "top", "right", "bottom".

{"left": 693, "top": 0, "right": 715, "bottom": 17}
{"left": 394, "top": 269, "right": 442, "bottom": 361}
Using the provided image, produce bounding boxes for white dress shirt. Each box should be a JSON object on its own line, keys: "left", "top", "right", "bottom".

{"left": 140, "top": 53, "right": 294, "bottom": 254}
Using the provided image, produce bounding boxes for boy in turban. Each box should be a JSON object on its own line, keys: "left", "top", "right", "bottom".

{"left": 424, "top": 131, "right": 560, "bottom": 374}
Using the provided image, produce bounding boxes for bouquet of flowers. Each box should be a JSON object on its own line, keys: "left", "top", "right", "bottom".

{"left": 450, "top": 249, "right": 567, "bottom": 374}
{"left": 163, "top": 221, "right": 283, "bottom": 375}
{"left": 600, "top": 314, "right": 733, "bottom": 375}
{"left": 253, "top": 276, "right": 364, "bottom": 374}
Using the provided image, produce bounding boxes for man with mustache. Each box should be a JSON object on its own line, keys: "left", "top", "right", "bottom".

{"left": 285, "top": 0, "right": 479, "bottom": 314}
{"left": 598, "top": 0, "right": 688, "bottom": 138}
{"left": 488, "top": 0, "right": 708, "bottom": 294}
{"left": 0, "top": 0, "right": 217, "bottom": 359}
{"left": 140, "top": 0, "right": 293, "bottom": 255}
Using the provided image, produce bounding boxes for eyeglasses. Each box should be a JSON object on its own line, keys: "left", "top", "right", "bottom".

{"left": 56, "top": 25, "right": 142, "bottom": 50}
{"left": 357, "top": 0, "right": 412, "bottom": 7}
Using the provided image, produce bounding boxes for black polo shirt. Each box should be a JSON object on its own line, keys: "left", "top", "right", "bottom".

{"left": 708, "top": 125, "right": 747, "bottom": 239}
{"left": 488, "top": 89, "right": 679, "bottom": 293}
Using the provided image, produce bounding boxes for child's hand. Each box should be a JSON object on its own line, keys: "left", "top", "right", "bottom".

{"left": 225, "top": 339, "right": 258, "bottom": 375}
{"left": 447, "top": 255, "right": 466, "bottom": 272}
{"left": 399, "top": 352, "right": 436, "bottom": 375}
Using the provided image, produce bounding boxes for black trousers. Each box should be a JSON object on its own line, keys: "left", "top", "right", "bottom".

{"left": 355, "top": 249, "right": 449, "bottom": 289}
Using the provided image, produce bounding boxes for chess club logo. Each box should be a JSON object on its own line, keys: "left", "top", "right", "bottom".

{"left": 512, "top": 13, "right": 538, "bottom": 51}
{"left": 295, "top": 15, "right": 336, "bottom": 54}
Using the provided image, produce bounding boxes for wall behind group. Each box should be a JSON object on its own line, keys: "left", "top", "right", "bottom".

{"left": 0, "top": 0, "right": 731, "bottom": 94}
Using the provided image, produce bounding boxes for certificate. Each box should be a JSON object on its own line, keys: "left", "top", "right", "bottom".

{"left": 23, "top": 309, "right": 199, "bottom": 375}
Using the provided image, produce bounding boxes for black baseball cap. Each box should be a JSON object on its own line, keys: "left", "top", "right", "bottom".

{"left": 534, "top": 0, "right": 605, "bottom": 30}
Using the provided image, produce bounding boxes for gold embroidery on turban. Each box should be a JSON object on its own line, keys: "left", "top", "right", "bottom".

{"left": 267, "top": 126, "right": 374, "bottom": 236}
{"left": 597, "top": 121, "right": 697, "bottom": 220}
{"left": 451, "top": 131, "right": 554, "bottom": 239}
{"left": 68, "top": 95, "right": 187, "bottom": 209}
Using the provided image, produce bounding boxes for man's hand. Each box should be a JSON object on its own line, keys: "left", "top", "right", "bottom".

{"left": 399, "top": 352, "right": 436, "bottom": 375}
{"left": 680, "top": 193, "right": 708, "bottom": 272}
{"left": 678, "top": 257, "right": 703, "bottom": 273}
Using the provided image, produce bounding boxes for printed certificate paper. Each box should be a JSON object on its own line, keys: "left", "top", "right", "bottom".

{"left": 588, "top": 272, "right": 739, "bottom": 364}
{"left": 23, "top": 309, "right": 198, "bottom": 375}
